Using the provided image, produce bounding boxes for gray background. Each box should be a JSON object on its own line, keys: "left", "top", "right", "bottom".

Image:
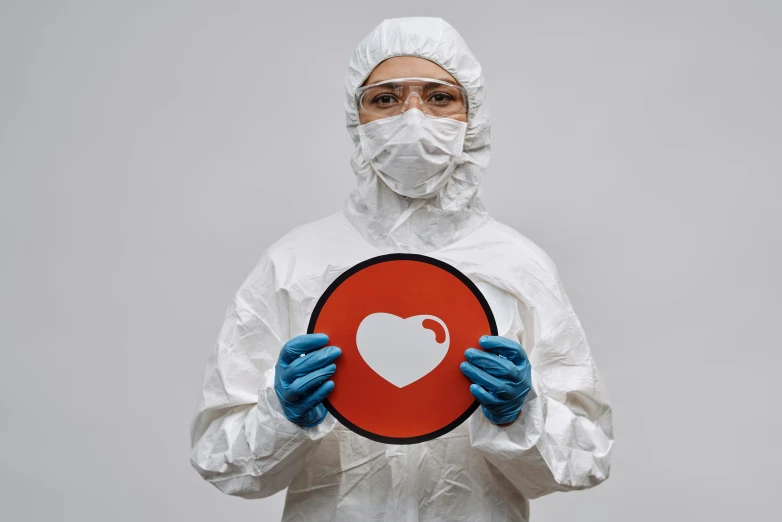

{"left": 1, "top": 0, "right": 780, "bottom": 520}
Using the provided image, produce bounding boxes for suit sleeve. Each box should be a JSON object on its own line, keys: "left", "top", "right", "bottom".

{"left": 189, "top": 253, "right": 336, "bottom": 498}
{"left": 468, "top": 259, "right": 613, "bottom": 499}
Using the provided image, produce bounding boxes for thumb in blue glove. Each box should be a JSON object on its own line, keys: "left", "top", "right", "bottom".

{"left": 460, "top": 335, "right": 531, "bottom": 426}
{"left": 274, "top": 333, "right": 342, "bottom": 428}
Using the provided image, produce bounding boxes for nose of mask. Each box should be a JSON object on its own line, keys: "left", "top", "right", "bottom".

{"left": 358, "top": 109, "right": 468, "bottom": 199}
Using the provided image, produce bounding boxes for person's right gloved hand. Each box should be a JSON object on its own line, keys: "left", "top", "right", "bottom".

{"left": 273, "top": 333, "right": 342, "bottom": 428}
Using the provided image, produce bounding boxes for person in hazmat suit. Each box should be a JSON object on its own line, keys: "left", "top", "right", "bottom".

{"left": 190, "top": 17, "right": 613, "bottom": 522}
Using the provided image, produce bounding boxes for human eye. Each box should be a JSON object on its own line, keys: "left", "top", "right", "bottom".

{"left": 428, "top": 91, "right": 456, "bottom": 105}
{"left": 372, "top": 93, "right": 400, "bottom": 107}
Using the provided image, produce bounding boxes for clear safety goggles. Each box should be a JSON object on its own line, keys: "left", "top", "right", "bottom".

{"left": 356, "top": 77, "right": 468, "bottom": 119}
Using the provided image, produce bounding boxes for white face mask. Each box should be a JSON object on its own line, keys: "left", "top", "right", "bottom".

{"left": 358, "top": 109, "right": 468, "bottom": 199}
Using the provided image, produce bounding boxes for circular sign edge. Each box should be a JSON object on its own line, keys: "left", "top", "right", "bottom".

{"left": 307, "top": 253, "right": 498, "bottom": 445}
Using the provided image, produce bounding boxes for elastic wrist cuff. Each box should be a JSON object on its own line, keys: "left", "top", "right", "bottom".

{"left": 301, "top": 406, "right": 328, "bottom": 428}
{"left": 483, "top": 407, "right": 519, "bottom": 426}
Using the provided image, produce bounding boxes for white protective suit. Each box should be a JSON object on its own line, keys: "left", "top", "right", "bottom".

{"left": 190, "top": 17, "right": 613, "bottom": 522}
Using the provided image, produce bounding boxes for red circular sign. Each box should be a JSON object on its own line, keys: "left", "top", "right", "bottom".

{"left": 308, "top": 254, "right": 496, "bottom": 444}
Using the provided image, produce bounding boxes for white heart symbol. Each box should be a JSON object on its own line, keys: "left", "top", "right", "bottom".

{"left": 356, "top": 313, "right": 450, "bottom": 388}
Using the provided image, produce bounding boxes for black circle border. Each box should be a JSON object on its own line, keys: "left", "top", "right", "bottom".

{"left": 307, "top": 253, "right": 498, "bottom": 445}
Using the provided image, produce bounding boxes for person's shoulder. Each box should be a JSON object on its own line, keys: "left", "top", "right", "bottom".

{"left": 259, "top": 211, "right": 373, "bottom": 287}
{"left": 459, "top": 219, "right": 569, "bottom": 302}
{"left": 268, "top": 211, "right": 359, "bottom": 255}
{"left": 238, "top": 212, "right": 357, "bottom": 292}
{"left": 471, "top": 219, "right": 560, "bottom": 275}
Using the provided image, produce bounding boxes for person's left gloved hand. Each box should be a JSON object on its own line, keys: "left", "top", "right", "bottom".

{"left": 460, "top": 335, "right": 532, "bottom": 425}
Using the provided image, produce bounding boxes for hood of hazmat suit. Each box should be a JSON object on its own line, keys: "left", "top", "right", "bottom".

{"left": 190, "top": 17, "right": 613, "bottom": 522}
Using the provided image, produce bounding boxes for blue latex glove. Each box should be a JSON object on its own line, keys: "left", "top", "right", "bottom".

{"left": 274, "top": 333, "right": 342, "bottom": 428}
{"left": 460, "top": 335, "right": 532, "bottom": 425}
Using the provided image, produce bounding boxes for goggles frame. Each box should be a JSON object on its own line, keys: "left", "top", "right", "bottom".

{"left": 355, "top": 77, "right": 469, "bottom": 119}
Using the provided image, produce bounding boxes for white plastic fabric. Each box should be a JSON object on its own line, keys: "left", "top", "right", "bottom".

{"left": 190, "top": 17, "right": 613, "bottom": 522}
